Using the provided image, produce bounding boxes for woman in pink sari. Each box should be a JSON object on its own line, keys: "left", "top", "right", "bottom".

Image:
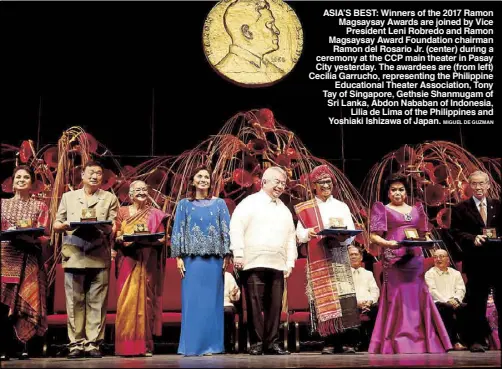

{"left": 114, "top": 180, "right": 169, "bottom": 357}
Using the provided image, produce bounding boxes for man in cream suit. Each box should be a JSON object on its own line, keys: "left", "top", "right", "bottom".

{"left": 54, "top": 161, "right": 119, "bottom": 359}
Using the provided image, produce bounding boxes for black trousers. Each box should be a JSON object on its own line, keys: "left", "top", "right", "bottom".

{"left": 325, "top": 328, "right": 359, "bottom": 350}
{"left": 224, "top": 306, "right": 236, "bottom": 352}
{"left": 358, "top": 303, "right": 379, "bottom": 350}
{"left": 435, "top": 302, "right": 465, "bottom": 345}
{"left": 465, "top": 271, "right": 501, "bottom": 346}
{"left": 244, "top": 268, "right": 284, "bottom": 349}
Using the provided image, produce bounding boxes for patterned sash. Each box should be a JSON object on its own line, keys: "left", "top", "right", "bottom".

{"left": 295, "top": 199, "right": 359, "bottom": 336}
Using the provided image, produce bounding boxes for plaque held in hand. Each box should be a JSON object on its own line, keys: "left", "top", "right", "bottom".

{"left": 81, "top": 208, "right": 97, "bottom": 222}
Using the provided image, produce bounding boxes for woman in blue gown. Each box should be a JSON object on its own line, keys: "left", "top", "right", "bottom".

{"left": 171, "top": 165, "right": 231, "bottom": 356}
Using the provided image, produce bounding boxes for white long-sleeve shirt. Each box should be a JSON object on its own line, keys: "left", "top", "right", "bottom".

{"left": 230, "top": 190, "right": 297, "bottom": 271}
{"left": 351, "top": 267, "right": 380, "bottom": 304}
{"left": 224, "top": 272, "right": 241, "bottom": 307}
{"left": 424, "top": 266, "right": 466, "bottom": 303}
{"left": 296, "top": 195, "right": 356, "bottom": 246}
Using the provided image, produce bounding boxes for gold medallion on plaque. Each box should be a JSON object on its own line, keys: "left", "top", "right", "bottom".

{"left": 203, "top": 0, "right": 303, "bottom": 87}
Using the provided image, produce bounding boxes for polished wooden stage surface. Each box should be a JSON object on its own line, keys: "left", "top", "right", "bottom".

{"left": 2, "top": 352, "right": 500, "bottom": 368}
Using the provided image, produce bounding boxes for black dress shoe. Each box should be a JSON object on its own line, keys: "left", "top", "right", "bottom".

{"left": 249, "top": 343, "right": 263, "bottom": 355}
{"left": 332, "top": 345, "right": 345, "bottom": 354}
{"left": 265, "top": 344, "right": 290, "bottom": 355}
{"left": 469, "top": 343, "right": 485, "bottom": 353}
{"left": 87, "top": 349, "right": 102, "bottom": 358}
{"left": 343, "top": 346, "right": 356, "bottom": 354}
{"left": 0, "top": 353, "right": 10, "bottom": 361}
{"left": 321, "top": 346, "right": 335, "bottom": 355}
{"left": 67, "top": 349, "right": 85, "bottom": 359}
{"left": 18, "top": 351, "right": 30, "bottom": 360}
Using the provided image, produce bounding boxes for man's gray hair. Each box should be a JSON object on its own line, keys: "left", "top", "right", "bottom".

{"left": 262, "top": 166, "right": 287, "bottom": 184}
{"left": 468, "top": 170, "right": 489, "bottom": 184}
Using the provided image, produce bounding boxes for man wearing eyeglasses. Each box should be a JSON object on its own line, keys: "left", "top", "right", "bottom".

{"left": 450, "top": 170, "right": 501, "bottom": 352}
{"left": 295, "top": 164, "right": 359, "bottom": 354}
{"left": 53, "top": 161, "right": 119, "bottom": 359}
{"left": 425, "top": 249, "right": 467, "bottom": 351}
{"left": 230, "top": 166, "right": 297, "bottom": 355}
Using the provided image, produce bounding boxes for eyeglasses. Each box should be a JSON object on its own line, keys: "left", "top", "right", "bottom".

{"left": 132, "top": 188, "right": 148, "bottom": 193}
{"left": 316, "top": 179, "right": 332, "bottom": 186}
{"left": 434, "top": 255, "right": 448, "bottom": 259}
{"left": 470, "top": 181, "right": 487, "bottom": 188}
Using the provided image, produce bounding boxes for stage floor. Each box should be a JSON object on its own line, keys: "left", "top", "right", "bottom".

{"left": 1, "top": 351, "right": 500, "bottom": 368}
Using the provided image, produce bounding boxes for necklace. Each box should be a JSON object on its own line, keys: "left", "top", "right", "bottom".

{"left": 388, "top": 204, "right": 413, "bottom": 221}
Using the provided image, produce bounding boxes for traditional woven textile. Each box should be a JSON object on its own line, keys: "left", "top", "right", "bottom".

{"left": 295, "top": 199, "right": 359, "bottom": 336}
{"left": 1, "top": 197, "right": 48, "bottom": 342}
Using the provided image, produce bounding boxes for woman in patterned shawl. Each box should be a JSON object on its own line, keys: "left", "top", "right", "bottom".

{"left": 114, "top": 180, "right": 169, "bottom": 357}
{"left": 171, "top": 165, "right": 231, "bottom": 356}
{"left": 1, "top": 165, "right": 49, "bottom": 361}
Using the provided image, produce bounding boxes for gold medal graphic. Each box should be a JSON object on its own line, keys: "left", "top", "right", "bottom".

{"left": 203, "top": 0, "right": 303, "bottom": 87}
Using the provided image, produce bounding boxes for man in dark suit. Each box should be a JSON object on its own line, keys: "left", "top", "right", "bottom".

{"left": 450, "top": 170, "right": 501, "bottom": 352}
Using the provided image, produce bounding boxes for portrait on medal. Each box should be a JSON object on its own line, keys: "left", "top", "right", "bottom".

{"left": 203, "top": 0, "right": 303, "bottom": 87}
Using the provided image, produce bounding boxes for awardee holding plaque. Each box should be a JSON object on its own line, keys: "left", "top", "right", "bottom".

{"left": 53, "top": 161, "right": 119, "bottom": 359}
{"left": 1, "top": 166, "right": 49, "bottom": 361}
{"left": 450, "top": 170, "right": 501, "bottom": 353}
{"left": 113, "top": 180, "right": 168, "bottom": 357}
{"left": 295, "top": 165, "right": 360, "bottom": 355}
{"left": 368, "top": 174, "right": 451, "bottom": 354}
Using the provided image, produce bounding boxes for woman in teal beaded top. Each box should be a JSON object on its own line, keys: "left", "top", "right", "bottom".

{"left": 171, "top": 165, "right": 231, "bottom": 356}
